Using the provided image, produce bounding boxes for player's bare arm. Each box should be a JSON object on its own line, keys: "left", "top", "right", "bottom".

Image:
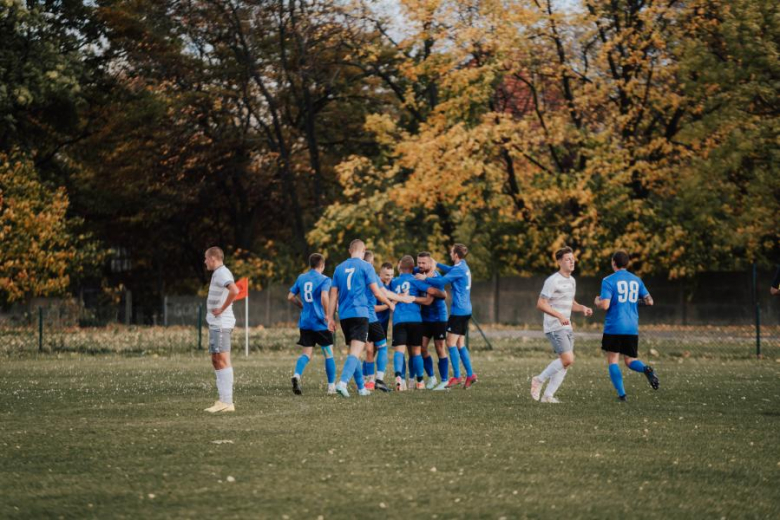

{"left": 287, "top": 291, "right": 303, "bottom": 310}
{"left": 213, "top": 283, "right": 239, "bottom": 316}
{"left": 638, "top": 294, "right": 654, "bottom": 306}
{"left": 370, "top": 282, "right": 396, "bottom": 311}
{"left": 537, "top": 296, "right": 570, "bottom": 326}
{"left": 415, "top": 294, "right": 434, "bottom": 306}
{"left": 572, "top": 300, "right": 593, "bottom": 317}
{"left": 326, "top": 286, "right": 339, "bottom": 331}
{"left": 383, "top": 288, "right": 414, "bottom": 304}
{"left": 594, "top": 296, "right": 610, "bottom": 311}
{"left": 427, "top": 287, "right": 447, "bottom": 299}
{"left": 320, "top": 290, "right": 329, "bottom": 316}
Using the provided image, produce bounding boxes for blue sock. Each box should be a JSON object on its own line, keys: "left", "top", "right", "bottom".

{"left": 423, "top": 355, "right": 434, "bottom": 377}
{"left": 448, "top": 346, "right": 461, "bottom": 378}
{"left": 458, "top": 347, "right": 474, "bottom": 378}
{"left": 412, "top": 355, "right": 424, "bottom": 382}
{"left": 376, "top": 345, "right": 388, "bottom": 375}
{"left": 438, "top": 357, "right": 449, "bottom": 380}
{"left": 353, "top": 363, "right": 365, "bottom": 391}
{"left": 401, "top": 356, "right": 407, "bottom": 378}
{"left": 321, "top": 345, "right": 335, "bottom": 384}
{"left": 366, "top": 361, "right": 375, "bottom": 377}
{"left": 609, "top": 363, "right": 626, "bottom": 397}
{"left": 628, "top": 360, "right": 646, "bottom": 373}
{"left": 340, "top": 355, "right": 360, "bottom": 384}
{"left": 393, "top": 351, "right": 404, "bottom": 376}
{"left": 294, "top": 355, "right": 310, "bottom": 378}
{"left": 362, "top": 361, "right": 368, "bottom": 377}
{"left": 408, "top": 356, "right": 414, "bottom": 378}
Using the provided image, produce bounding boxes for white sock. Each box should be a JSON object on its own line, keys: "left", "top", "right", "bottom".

{"left": 538, "top": 358, "right": 564, "bottom": 382}
{"left": 544, "top": 368, "right": 568, "bottom": 398}
{"left": 215, "top": 367, "right": 234, "bottom": 404}
{"left": 377, "top": 371, "right": 385, "bottom": 381}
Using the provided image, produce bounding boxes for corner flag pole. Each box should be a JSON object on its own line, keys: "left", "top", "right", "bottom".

{"left": 235, "top": 278, "right": 250, "bottom": 357}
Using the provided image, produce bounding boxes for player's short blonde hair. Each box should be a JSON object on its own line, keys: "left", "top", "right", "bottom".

{"left": 205, "top": 247, "right": 224, "bottom": 261}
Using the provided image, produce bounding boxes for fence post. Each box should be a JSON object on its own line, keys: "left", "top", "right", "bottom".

{"left": 753, "top": 262, "right": 761, "bottom": 358}
{"left": 38, "top": 307, "right": 43, "bottom": 353}
{"left": 163, "top": 295, "right": 168, "bottom": 327}
{"left": 197, "top": 304, "right": 203, "bottom": 351}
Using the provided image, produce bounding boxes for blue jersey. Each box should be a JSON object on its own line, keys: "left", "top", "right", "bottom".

{"left": 421, "top": 271, "right": 448, "bottom": 322}
{"left": 425, "top": 260, "right": 472, "bottom": 316}
{"left": 600, "top": 270, "right": 649, "bottom": 335}
{"left": 332, "top": 257, "right": 377, "bottom": 320}
{"left": 389, "top": 273, "right": 429, "bottom": 324}
{"left": 365, "top": 270, "right": 383, "bottom": 323}
{"left": 376, "top": 282, "right": 392, "bottom": 325}
{"left": 289, "top": 270, "right": 332, "bottom": 331}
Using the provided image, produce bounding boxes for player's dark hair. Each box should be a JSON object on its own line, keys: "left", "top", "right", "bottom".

{"left": 612, "top": 250, "right": 630, "bottom": 268}
{"left": 364, "top": 250, "right": 374, "bottom": 262}
{"left": 399, "top": 255, "right": 415, "bottom": 272}
{"left": 554, "top": 247, "right": 573, "bottom": 261}
{"left": 417, "top": 251, "right": 432, "bottom": 258}
{"left": 452, "top": 244, "right": 468, "bottom": 259}
{"left": 309, "top": 253, "right": 324, "bottom": 269}
{"left": 380, "top": 262, "right": 393, "bottom": 271}
{"left": 349, "top": 239, "right": 365, "bottom": 252}
{"left": 205, "top": 246, "right": 224, "bottom": 261}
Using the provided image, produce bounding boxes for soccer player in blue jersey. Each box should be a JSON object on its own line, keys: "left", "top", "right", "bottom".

{"left": 415, "top": 244, "right": 477, "bottom": 389}
{"left": 391, "top": 255, "right": 434, "bottom": 391}
{"left": 362, "top": 251, "right": 392, "bottom": 392}
{"left": 374, "top": 262, "right": 394, "bottom": 385}
{"left": 287, "top": 253, "right": 336, "bottom": 396}
{"left": 327, "top": 240, "right": 397, "bottom": 398}
{"left": 417, "top": 252, "right": 450, "bottom": 391}
{"left": 594, "top": 250, "right": 659, "bottom": 402}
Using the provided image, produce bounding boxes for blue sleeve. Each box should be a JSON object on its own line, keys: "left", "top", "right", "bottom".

{"left": 389, "top": 279, "right": 398, "bottom": 292}
{"left": 332, "top": 269, "right": 342, "bottom": 291}
{"left": 638, "top": 280, "right": 649, "bottom": 298}
{"left": 362, "top": 262, "right": 376, "bottom": 287}
{"left": 321, "top": 278, "right": 332, "bottom": 292}
{"left": 436, "top": 262, "right": 453, "bottom": 274}
{"left": 289, "top": 278, "right": 300, "bottom": 295}
{"left": 600, "top": 279, "right": 612, "bottom": 300}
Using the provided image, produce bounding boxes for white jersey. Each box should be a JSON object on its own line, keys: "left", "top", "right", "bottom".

{"left": 540, "top": 272, "right": 576, "bottom": 333}
{"left": 206, "top": 265, "right": 236, "bottom": 330}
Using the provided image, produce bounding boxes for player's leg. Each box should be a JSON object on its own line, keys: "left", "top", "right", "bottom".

{"left": 421, "top": 334, "right": 438, "bottom": 389}
{"left": 205, "top": 328, "right": 234, "bottom": 412}
{"left": 432, "top": 336, "right": 449, "bottom": 390}
{"left": 445, "top": 330, "right": 462, "bottom": 388}
{"left": 532, "top": 330, "right": 567, "bottom": 401}
{"left": 320, "top": 343, "right": 337, "bottom": 394}
{"left": 606, "top": 351, "right": 626, "bottom": 400}
{"left": 376, "top": 321, "right": 390, "bottom": 390}
{"left": 292, "top": 345, "right": 314, "bottom": 395}
{"left": 336, "top": 319, "right": 369, "bottom": 398}
{"left": 364, "top": 341, "right": 376, "bottom": 390}
{"left": 541, "top": 331, "right": 574, "bottom": 403}
{"left": 457, "top": 328, "right": 477, "bottom": 388}
{"left": 622, "top": 336, "right": 658, "bottom": 390}
{"left": 410, "top": 345, "right": 425, "bottom": 389}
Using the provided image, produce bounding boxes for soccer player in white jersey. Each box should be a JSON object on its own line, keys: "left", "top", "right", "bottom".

{"left": 203, "top": 247, "right": 240, "bottom": 413}
{"left": 531, "top": 247, "right": 593, "bottom": 403}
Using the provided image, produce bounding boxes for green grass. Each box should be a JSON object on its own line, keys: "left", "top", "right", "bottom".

{"left": 1, "top": 351, "right": 779, "bottom": 519}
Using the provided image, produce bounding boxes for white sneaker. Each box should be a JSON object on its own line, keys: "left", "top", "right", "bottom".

{"left": 204, "top": 401, "right": 235, "bottom": 413}
{"left": 358, "top": 388, "right": 371, "bottom": 397}
{"left": 336, "top": 382, "right": 350, "bottom": 398}
{"left": 530, "top": 376, "right": 543, "bottom": 401}
{"left": 540, "top": 395, "right": 561, "bottom": 403}
{"left": 327, "top": 383, "right": 336, "bottom": 395}
{"left": 426, "top": 376, "right": 438, "bottom": 390}
{"left": 407, "top": 378, "right": 415, "bottom": 390}
{"left": 395, "top": 376, "right": 406, "bottom": 392}
{"left": 432, "top": 381, "right": 449, "bottom": 391}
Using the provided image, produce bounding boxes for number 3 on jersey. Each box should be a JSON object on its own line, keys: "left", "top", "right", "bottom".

{"left": 617, "top": 280, "right": 639, "bottom": 303}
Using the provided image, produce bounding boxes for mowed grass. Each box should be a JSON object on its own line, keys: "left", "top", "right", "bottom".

{"left": 1, "top": 351, "right": 779, "bottom": 519}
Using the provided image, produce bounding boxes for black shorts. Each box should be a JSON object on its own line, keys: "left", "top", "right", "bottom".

{"left": 368, "top": 321, "right": 387, "bottom": 344}
{"left": 297, "top": 329, "right": 334, "bottom": 348}
{"left": 446, "top": 315, "right": 471, "bottom": 336}
{"left": 423, "top": 321, "right": 447, "bottom": 341}
{"left": 340, "top": 317, "right": 369, "bottom": 344}
{"left": 392, "top": 322, "right": 424, "bottom": 347}
{"left": 380, "top": 320, "right": 390, "bottom": 337}
{"left": 601, "top": 334, "right": 639, "bottom": 358}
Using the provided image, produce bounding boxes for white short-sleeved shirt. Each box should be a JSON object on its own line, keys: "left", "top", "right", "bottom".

{"left": 540, "top": 272, "right": 576, "bottom": 333}
{"left": 206, "top": 265, "right": 236, "bottom": 330}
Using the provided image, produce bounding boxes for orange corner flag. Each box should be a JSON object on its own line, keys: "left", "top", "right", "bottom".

{"left": 235, "top": 278, "right": 249, "bottom": 301}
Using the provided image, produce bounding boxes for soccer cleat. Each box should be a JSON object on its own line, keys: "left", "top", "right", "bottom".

{"left": 407, "top": 378, "right": 415, "bottom": 391}
{"left": 540, "top": 395, "right": 561, "bottom": 403}
{"left": 530, "top": 376, "right": 542, "bottom": 401}
{"left": 395, "top": 376, "right": 405, "bottom": 392}
{"left": 445, "top": 377, "right": 462, "bottom": 389}
{"left": 204, "top": 401, "right": 235, "bottom": 413}
{"left": 464, "top": 374, "right": 478, "bottom": 389}
{"left": 618, "top": 394, "right": 628, "bottom": 402}
{"left": 401, "top": 378, "right": 408, "bottom": 391}
{"left": 432, "top": 381, "right": 449, "bottom": 391}
{"left": 643, "top": 366, "right": 659, "bottom": 390}
{"left": 327, "top": 383, "right": 336, "bottom": 395}
{"left": 292, "top": 377, "right": 302, "bottom": 395}
{"left": 426, "top": 376, "right": 438, "bottom": 390}
{"left": 375, "top": 379, "right": 391, "bottom": 393}
{"left": 416, "top": 381, "right": 425, "bottom": 390}
{"left": 365, "top": 381, "right": 376, "bottom": 391}
{"left": 358, "top": 388, "right": 371, "bottom": 397}
{"left": 335, "top": 382, "right": 350, "bottom": 398}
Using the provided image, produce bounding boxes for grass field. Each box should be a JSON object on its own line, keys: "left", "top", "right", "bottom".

{"left": 2, "top": 348, "right": 779, "bottom": 519}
